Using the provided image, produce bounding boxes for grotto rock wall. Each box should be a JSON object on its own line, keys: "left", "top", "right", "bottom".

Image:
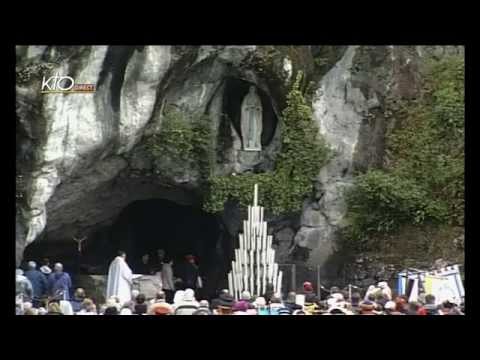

{"left": 16, "top": 45, "right": 463, "bottom": 277}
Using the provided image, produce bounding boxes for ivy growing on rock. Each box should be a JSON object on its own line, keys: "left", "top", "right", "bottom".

{"left": 203, "top": 72, "right": 331, "bottom": 215}
{"left": 145, "top": 106, "right": 215, "bottom": 185}
{"left": 343, "top": 55, "right": 464, "bottom": 249}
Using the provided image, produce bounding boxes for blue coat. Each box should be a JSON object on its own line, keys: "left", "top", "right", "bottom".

{"left": 48, "top": 272, "right": 72, "bottom": 300}
{"left": 24, "top": 269, "right": 48, "bottom": 298}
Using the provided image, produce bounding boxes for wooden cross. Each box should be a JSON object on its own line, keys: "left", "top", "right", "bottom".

{"left": 73, "top": 236, "right": 87, "bottom": 254}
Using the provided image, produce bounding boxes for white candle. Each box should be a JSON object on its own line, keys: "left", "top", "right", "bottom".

{"left": 277, "top": 271, "right": 283, "bottom": 297}
{"left": 273, "top": 267, "right": 278, "bottom": 293}
{"left": 243, "top": 221, "right": 248, "bottom": 248}
{"left": 228, "top": 272, "right": 233, "bottom": 296}
{"left": 250, "top": 250, "right": 254, "bottom": 293}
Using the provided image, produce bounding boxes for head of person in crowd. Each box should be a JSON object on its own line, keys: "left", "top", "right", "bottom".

{"left": 157, "top": 249, "right": 165, "bottom": 261}
{"left": 151, "top": 302, "right": 174, "bottom": 315}
{"left": 152, "top": 291, "right": 166, "bottom": 303}
{"left": 183, "top": 288, "right": 197, "bottom": 303}
{"left": 199, "top": 300, "right": 210, "bottom": 309}
{"left": 255, "top": 296, "right": 271, "bottom": 315}
{"left": 131, "top": 289, "right": 140, "bottom": 302}
{"left": 59, "top": 300, "right": 74, "bottom": 315}
{"left": 104, "top": 306, "right": 119, "bottom": 315}
{"left": 359, "top": 300, "right": 377, "bottom": 315}
{"left": 232, "top": 300, "right": 249, "bottom": 314}
{"left": 80, "top": 298, "right": 97, "bottom": 314}
{"left": 384, "top": 301, "right": 403, "bottom": 315}
{"left": 173, "top": 290, "right": 185, "bottom": 305}
{"left": 27, "top": 261, "right": 37, "bottom": 271}
{"left": 375, "top": 292, "right": 387, "bottom": 305}
{"left": 406, "top": 301, "right": 420, "bottom": 315}
{"left": 240, "top": 291, "right": 252, "bottom": 302}
{"left": 285, "top": 291, "right": 296, "bottom": 304}
{"left": 377, "top": 281, "right": 392, "bottom": 300}
{"left": 303, "top": 282, "right": 314, "bottom": 293}
{"left": 37, "top": 307, "right": 47, "bottom": 315}
{"left": 439, "top": 300, "right": 462, "bottom": 315}
{"left": 330, "top": 286, "right": 340, "bottom": 294}
{"left": 425, "top": 294, "right": 436, "bottom": 305}
{"left": 422, "top": 294, "right": 439, "bottom": 315}
{"left": 120, "top": 308, "right": 133, "bottom": 315}
{"left": 24, "top": 308, "right": 38, "bottom": 315}
{"left": 134, "top": 293, "right": 148, "bottom": 314}
{"left": 395, "top": 297, "right": 408, "bottom": 313}
{"left": 47, "top": 302, "right": 63, "bottom": 315}
{"left": 54, "top": 263, "right": 64, "bottom": 273}
{"left": 141, "top": 254, "right": 150, "bottom": 264}
{"left": 326, "top": 292, "right": 344, "bottom": 308}
{"left": 74, "top": 288, "right": 86, "bottom": 299}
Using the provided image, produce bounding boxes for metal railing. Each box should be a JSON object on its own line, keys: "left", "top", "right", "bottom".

{"left": 278, "top": 263, "right": 322, "bottom": 299}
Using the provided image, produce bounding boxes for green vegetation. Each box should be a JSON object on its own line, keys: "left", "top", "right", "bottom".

{"left": 343, "top": 55, "right": 464, "bottom": 250}
{"left": 203, "top": 72, "right": 331, "bottom": 214}
{"left": 145, "top": 106, "right": 215, "bottom": 184}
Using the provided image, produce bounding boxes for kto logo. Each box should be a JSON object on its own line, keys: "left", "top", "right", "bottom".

{"left": 41, "top": 73, "right": 96, "bottom": 94}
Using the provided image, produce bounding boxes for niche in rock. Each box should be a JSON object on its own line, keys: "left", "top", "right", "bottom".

{"left": 221, "top": 77, "right": 278, "bottom": 150}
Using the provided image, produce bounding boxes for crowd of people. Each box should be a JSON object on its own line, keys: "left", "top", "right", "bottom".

{"left": 16, "top": 257, "right": 464, "bottom": 315}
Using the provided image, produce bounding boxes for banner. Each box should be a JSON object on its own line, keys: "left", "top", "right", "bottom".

{"left": 397, "top": 264, "right": 464, "bottom": 305}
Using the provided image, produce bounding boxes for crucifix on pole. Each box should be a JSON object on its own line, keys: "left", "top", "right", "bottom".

{"left": 73, "top": 235, "right": 87, "bottom": 276}
{"left": 73, "top": 236, "right": 87, "bottom": 254}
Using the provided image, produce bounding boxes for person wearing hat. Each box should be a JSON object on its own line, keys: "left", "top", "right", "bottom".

{"left": 24, "top": 261, "right": 48, "bottom": 306}
{"left": 40, "top": 258, "right": 52, "bottom": 278}
{"left": 211, "top": 289, "right": 235, "bottom": 312}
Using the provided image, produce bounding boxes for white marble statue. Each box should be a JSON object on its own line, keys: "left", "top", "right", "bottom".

{"left": 241, "top": 86, "right": 263, "bottom": 151}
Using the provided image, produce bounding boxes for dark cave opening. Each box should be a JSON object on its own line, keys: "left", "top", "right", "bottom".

{"left": 22, "top": 198, "right": 233, "bottom": 299}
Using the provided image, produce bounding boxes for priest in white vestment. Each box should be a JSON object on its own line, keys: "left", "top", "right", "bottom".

{"left": 106, "top": 251, "right": 133, "bottom": 305}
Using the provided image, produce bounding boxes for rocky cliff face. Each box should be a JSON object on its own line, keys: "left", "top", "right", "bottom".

{"left": 16, "top": 45, "right": 463, "bottom": 278}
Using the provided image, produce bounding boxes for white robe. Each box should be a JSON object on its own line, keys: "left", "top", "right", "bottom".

{"left": 161, "top": 263, "right": 175, "bottom": 291}
{"left": 106, "top": 256, "right": 133, "bottom": 305}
